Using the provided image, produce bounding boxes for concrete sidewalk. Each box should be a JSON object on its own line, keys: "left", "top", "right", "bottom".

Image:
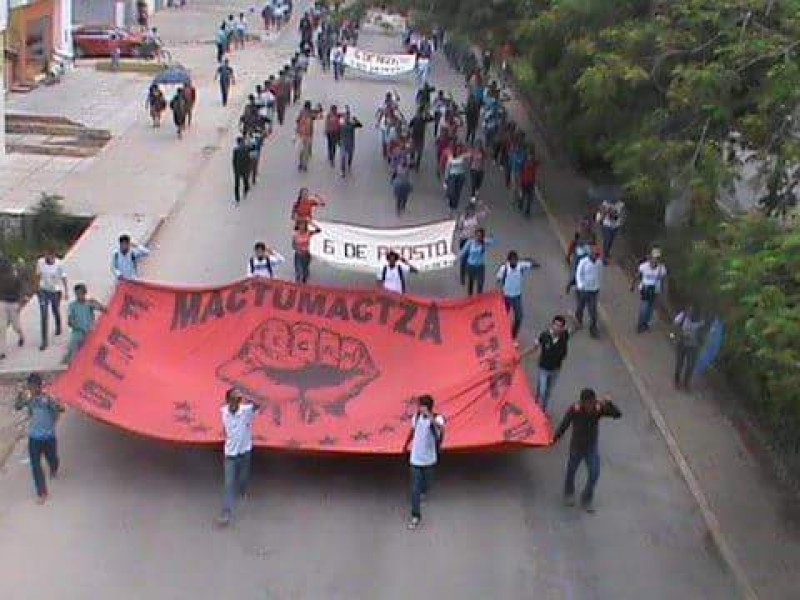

{"left": 499, "top": 73, "right": 799, "bottom": 598}
{"left": 0, "top": 0, "right": 299, "bottom": 375}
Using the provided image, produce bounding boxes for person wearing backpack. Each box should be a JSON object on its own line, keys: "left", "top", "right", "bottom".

{"left": 403, "top": 394, "right": 445, "bottom": 530}
{"left": 376, "top": 251, "right": 418, "bottom": 294}
{"left": 111, "top": 235, "right": 149, "bottom": 281}
{"left": 246, "top": 242, "right": 285, "bottom": 279}
{"left": 496, "top": 250, "right": 538, "bottom": 341}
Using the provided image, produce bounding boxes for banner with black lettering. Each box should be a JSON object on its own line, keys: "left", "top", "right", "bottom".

{"left": 310, "top": 219, "right": 457, "bottom": 272}
{"left": 343, "top": 47, "right": 417, "bottom": 77}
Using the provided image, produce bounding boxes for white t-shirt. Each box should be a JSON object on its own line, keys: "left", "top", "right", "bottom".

{"left": 377, "top": 263, "right": 410, "bottom": 293}
{"left": 36, "top": 257, "right": 66, "bottom": 292}
{"left": 221, "top": 403, "right": 256, "bottom": 456}
{"left": 600, "top": 200, "right": 625, "bottom": 229}
{"left": 247, "top": 253, "right": 284, "bottom": 278}
{"left": 410, "top": 413, "right": 445, "bottom": 467}
{"left": 638, "top": 261, "right": 667, "bottom": 291}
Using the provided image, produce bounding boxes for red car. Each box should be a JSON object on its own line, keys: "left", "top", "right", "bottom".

{"left": 72, "top": 25, "right": 146, "bottom": 58}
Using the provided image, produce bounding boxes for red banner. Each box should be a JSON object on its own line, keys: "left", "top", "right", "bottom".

{"left": 51, "top": 280, "right": 552, "bottom": 453}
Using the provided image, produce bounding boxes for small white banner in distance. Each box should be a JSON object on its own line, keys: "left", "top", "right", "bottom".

{"left": 343, "top": 47, "right": 417, "bottom": 77}
{"left": 310, "top": 220, "right": 457, "bottom": 272}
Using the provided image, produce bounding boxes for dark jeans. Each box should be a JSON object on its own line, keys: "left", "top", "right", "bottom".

{"left": 504, "top": 295, "right": 523, "bottom": 338}
{"left": 220, "top": 81, "right": 230, "bottom": 106}
{"left": 277, "top": 101, "right": 286, "bottom": 125}
{"left": 576, "top": 290, "right": 599, "bottom": 336}
{"left": 37, "top": 289, "right": 62, "bottom": 347}
{"left": 394, "top": 181, "right": 412, "bottom": 211}
{"left": 564, "top": 448, "right": 600, "bottom": 505}
{"left": 216, "top": 43, "right": 224, "bottom": 63}
{"left": 221, "top": 451, "right": 252, "bottom": 517}
{"left": 446, "top": 173, "right": 466, "bottom": 210}
{"left": 28, "top": 436, "right": 58, "bottom": 497}
{"left": 470, "top": 169, "right": 484, "bottom": 196}
{"left": 466, "top": 264, "right": 485, "bottom": 296}
{"left": 325, "top": 132, "right": 339, "bottom": 164}
{"left": 234, "top": 169, "right": 249, "bottom": 203}
{"left": 637, "top": 297, "right": 656, "bottom": 331}
{"left": 458, "top": 239, "right": 468, "bottom": 285}
{"left": 410, "top": 465, "right": 433, "bottom": 519}
{"left": 340, "top": 145, "right": 354, "bottom": 175}
{"left": 333, "top": 62, "right": 344, "bottom": 80}
{"left": 675, "top": 342, "right": 698, "bottom": 387}
{"left": 519, "top": 183, "right": 535, "bottom": 215}
{"left": 294, "top": 251, "right": 311, "bottom": 283}
{"left": 602, "top": 225, "right": 618, "bottom": 260}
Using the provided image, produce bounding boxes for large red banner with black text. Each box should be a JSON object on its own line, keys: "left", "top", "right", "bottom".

{"left": 51, "top": 280, "right": 552, "bottom": 453}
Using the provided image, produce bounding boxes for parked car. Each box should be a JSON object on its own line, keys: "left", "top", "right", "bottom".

{"left": 72, "top": 25, "right": 146, "bottom": 58}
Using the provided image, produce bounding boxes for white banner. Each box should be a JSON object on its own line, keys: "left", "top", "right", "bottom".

{"left": 343, "top": 47, "right": 416, "bottom": 77}
{"left": 310, "top": 220, "right": 457, "bottom": 272}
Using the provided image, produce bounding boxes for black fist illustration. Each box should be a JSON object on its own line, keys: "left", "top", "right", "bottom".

{"left": 217, "top": 318, "right": 379, "bottom": 424}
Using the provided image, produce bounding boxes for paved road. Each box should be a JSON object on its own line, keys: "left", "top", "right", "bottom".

{"left": 0, "top": 27, "right": 738, "bottom": 600}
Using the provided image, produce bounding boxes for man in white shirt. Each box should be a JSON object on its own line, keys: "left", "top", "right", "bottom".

{"left": 597, "top": 198, "right": 625, "bottom": 263}
{"left": 376, "top": 251, "right": 417, "bottom": 294}
{"left": 246, "top": 242, "right": 285, "bottom": 279}
{"left": 632, "top": 248, "right": 667, "bottom": 333}
{"left": 496, "top": 250, "right": 538, "bottom": 341}
{"left": 112, "top": 234, "right": 150, "bottom": 281}
{"left": 403, "top": 394, "right": 445, "bottom": 529}
{"left": 218, "top": 387, "right": 260, "bottom": 526}
{"left": 35, "top": 249, "right": 69, "bottom": 351}
{"left": 575, "top": 246, "right": 602, "bottom": 338}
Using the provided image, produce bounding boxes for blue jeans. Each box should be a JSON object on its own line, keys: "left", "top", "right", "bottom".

{"left": 504, "top": 295, "right": 523, "bottom": 338}
{"left": 564, "top": 448, "right": 600, "bottom": 504}
{"left": 294, "top": 252, "right": 311, "bottom": 283}
{"left": 446, "top": 173, "right": 466, "bottom": 210}
{"left": 576, "top": 290, "right": 598, "bottom": 335}
{"left": 221, "top": 451, "right": 252, "bottom": 517}
{"left": 28, "top": 436, "right": 58, "bottom": 497}
{"left": 410, "top": 465, "right": 433, "bottom": 519}
{"left": 466, "top": 264, "right": 485, "bottom": 296}
{"left": 536, "top": 368, "right": 560, "bottom": 411}
{"left": 37, "top": 289, "right": 62, "bottom": 348}
{"left": 602, "top": 225, "right": 617, "bottom": 259}
{"left": 637, "top": 297, "right": 656, "bottom": 331}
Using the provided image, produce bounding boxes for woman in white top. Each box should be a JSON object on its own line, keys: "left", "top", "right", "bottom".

{"left": 632, "top": 248, "right": 667, "bottom": 332}
{"left": 35, "top": 248, "right": 69, "bottom": 351}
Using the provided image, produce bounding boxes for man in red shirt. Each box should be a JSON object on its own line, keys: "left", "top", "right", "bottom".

{"left": 291, "top": 188, "right": 326, "bottom": 225}
{"left": 518, "top": 149, "right": 540, "bottom": 217}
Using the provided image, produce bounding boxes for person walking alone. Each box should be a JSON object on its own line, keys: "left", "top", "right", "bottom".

{"left": 232, "top": 136, "right": 251, "bottom": 205}
{"left": 15, "top": 373, "right": 64, "bottom": 504}
{"left": 496, "top": 251, "right": 537, "bottom": 341}
{"left": 35, "top": 248, "right": 68, "bottom": 351}
{"left": 533, "top": 315, "right": 570, "bottom": 412}
{"left": 403, "top": 394, "right": 445, "bottom": 530}
{"left": 215, "top": 58, "right": 235, "bottom": 106}
{"left": 0, "top": 257, "right": 25, "bottom": 358}
{"left": 553, "top": 388, "right": 621, "bottom": 513}
{"left": 575, "top": 246, "right": 602, "bottom": 338}
{"left": 218, "top": 388, "right": 261, "bottom": 526}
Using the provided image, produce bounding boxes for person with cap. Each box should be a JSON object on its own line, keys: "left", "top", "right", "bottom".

{"left": 15, "top": 373, "right": 64, "bottom": 503}
{"left": 377, "top": 251, "right": 418, "bottom": 294}
{"left": 575, "top": 245, "right": 602, "bottom": 338}
{"left": 496, "top": 250, "right": 539, "bottom": 341}
{"left": 553, "top": 388, "right": 621, "bottom": 513}
{"left": 632, "top": 248, "right": 667, "bottom": 333}
{"left": 218, "top": 387, "right": 261, "bottom": 526}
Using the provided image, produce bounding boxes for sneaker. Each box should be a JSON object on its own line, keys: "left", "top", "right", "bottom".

{"left": 563, "top": 494, "right": 575, "bottom": 507}
{"left": 39, "top": 344, "right": 46, "bottom": 351}
{"left": 581, "top": 500, "right": 595, "bottom": 514}
{"left": 217, "top": 512, "right": 232, "bottom": 527}
{"left": 18, "top": 338, "right": 24, "bottom": 347}
{"left": 0, "top": 354, "right": 5, "bottom": 360}
{"left": 407, "top": 516, "right": 420, "bottom": 530}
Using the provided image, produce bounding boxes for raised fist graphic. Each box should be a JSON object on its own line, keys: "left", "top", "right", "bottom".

{"left": 217, "top": 318, "right": 379, "bottom": 424}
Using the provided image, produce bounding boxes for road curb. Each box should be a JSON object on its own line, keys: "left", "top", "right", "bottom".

{"left": 535, "top": 188, "right": 758, "bottom": 600}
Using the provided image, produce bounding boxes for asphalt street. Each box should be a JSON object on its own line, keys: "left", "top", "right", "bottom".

{"left": 0, "top": 26, "right": 738, "bottom": 600}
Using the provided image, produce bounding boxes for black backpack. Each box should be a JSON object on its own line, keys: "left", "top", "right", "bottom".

{"left": 381, "top": 264, "right": 405, "bottom": 293}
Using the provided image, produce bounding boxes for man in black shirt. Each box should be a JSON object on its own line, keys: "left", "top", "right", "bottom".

{"left": 232, "top": 137, "right": 250, "bottom": 204}
{"left": 534, "top": 315, "right": 569, "bottom": 411}
{"left": 553, "top": 388, "right": 621, "bottom": 512}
